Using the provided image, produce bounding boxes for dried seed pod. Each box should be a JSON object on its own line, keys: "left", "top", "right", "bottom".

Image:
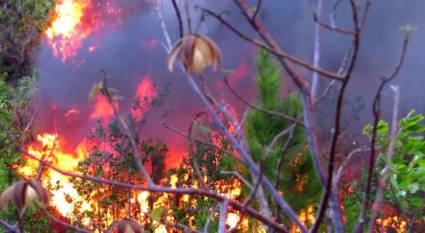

{"left": 0, "top": 180, "right": 49, "bottom": 216}
{"left": 167, "top": 34, "right": 221, "bottom": 75}
{"left": 0, "top": 184, "right": 15, "bottom": 211}
{"left": 27, "top": 180, "right": 49, "bottom": 207}
{"left": 106, "top": 219, "right": 144, "bottom": 233}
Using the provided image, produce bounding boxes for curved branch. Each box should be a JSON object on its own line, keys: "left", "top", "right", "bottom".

{"left": 252, "top": 0, "right": 262, "bottom": 19}
{"left": 197, "top": 6, "right": 344, "bottom": 82}
{"left": 224, "top": 78, "right": 305, "bottom": 127}
{"left": 171, "top": 0, "right": 184, "bottom": 38}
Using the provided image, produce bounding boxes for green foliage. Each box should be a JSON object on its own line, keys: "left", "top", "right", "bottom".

{"left": 0, "top": 0, "right": 54, "bottom": 81}
{"left": 0, "top": 73, "right": 37, "bottom": 189}
{"left": 0, "top": 73, "right": 49, "bottom": 232}
{"left": 347, "top": 110, "right": 425, "bottom": 230}
{"left": 366, "top": 111, "right": 425, "bottom": 211}
{"left": 245, "top": 50, "right": 321, "bottom": 216}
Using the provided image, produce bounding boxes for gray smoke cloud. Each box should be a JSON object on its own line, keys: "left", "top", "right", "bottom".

{"left": 34, "top": 0, "right": 425, "bottom": 162}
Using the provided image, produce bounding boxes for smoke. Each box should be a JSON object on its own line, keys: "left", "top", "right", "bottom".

{"left": 33, "top": 0, "right": 425, "bottom": 164}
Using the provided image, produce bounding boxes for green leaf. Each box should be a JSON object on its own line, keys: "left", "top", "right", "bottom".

{"left": 407, "top": 183, "right": 419, "bottom": 193}
{"left": 151, "top": 207, "right": 164, "bottom": 222}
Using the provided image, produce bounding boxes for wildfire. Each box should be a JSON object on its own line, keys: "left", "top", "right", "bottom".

{"left": 290, "top": 206, "right": 316, "bottom": 233}
{"left": 90, "top": 94, "right": 118, "bottom": 121}
{"left": 45, "top": 0, "right": 123, "bottom": 62}
{"left": 46, "top": 0, "right": 94, "bottom": 62}
{"left": 376, "top": 215, "right": 407, "bottom": 232}
{"left": 132, "top": 75, "right": 158, "bottom": 120}
{"left": 18, "top": 134, "right": 90, "bottom": 216}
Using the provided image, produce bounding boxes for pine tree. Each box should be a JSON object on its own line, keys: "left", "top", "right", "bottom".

{"left": 245, "top": 50, "right": 322, "bottom": 223}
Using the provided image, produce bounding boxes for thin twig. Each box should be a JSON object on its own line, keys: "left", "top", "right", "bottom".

{"left": 311, "top": 0, "right": 323, "bottom": 102}
{"left": 218, "top": 200, "right": 229, "bottom": 233}
{"left": 220, "top": 171, "right": 253, "bottom": 190}
{"left": 354, "top": 33, "right": 410, "bottom": 233}
{"left": 274, "top": 124, "right": 295, "bottom": 187}
{"left": 311, "top": 0, "right": 362, "bottom": 231}
{"left": 224, "top": 78, "right": 304, "bottom": 127}
{"left": 196, "top": 6, "right": 344, "bottom": 82}
{"left": 330, "top": 0, "right": 343, "bottom": 27}
{"left": 312, "top": 11, "right": 355, "bottom": 36}
{"left": 368, "top": 85, "right": 400, "bottom": 233}
{"left": 184, "top": 0, "right": 192, "bottom": 34}
{"left": 252, "top": 0, "right": 262, "bottom": 19}
{"left": 171, "top": 0, "right": 184, "bottom": 38}
{"left": 203, "top": 206, "right": 219, "bottom": 233}
{"left": 99, "top": 78, "right": 155, "bottom": 186}
{"left": 155, "top": 1, "right": 172, "bottom": 50}
{"left": 0, "top": 220, "right": 19, "bottom": 233}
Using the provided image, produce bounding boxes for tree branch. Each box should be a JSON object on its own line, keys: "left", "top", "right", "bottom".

{"left": 196, "top": 6, "right": 344, "bottom": 82}
{"left": 367, "top": 85, "right": 400, "bottom": 233}
{"left": 354, "top": 32, "right": 410, "bottom": 233}
{"left": 252, "top": 0, "right": 262, "bottom": 19}
{"left": 171, "top": 0, "right": 184, "bottom": 38}
{"left": 100, "top": 78, "right": 155, "bottom": 186}
{"left": 224, "top": 78, "right": 304, "bottom": 127}
{"left": 0, "top": 220, "right": 19, "bottom": 233}
{"left": 218, "top": 200, "right": 229, "bottom": 233}
{"left": 311, "top": 0, "right": 363, "bottom": 231}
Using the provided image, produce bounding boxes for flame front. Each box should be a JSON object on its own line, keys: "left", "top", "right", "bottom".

{"left": 46, "top": 0, "right": 94, "bottom": 62}
{"left": 18, "top": 134, "right": 90, "bottom": 217}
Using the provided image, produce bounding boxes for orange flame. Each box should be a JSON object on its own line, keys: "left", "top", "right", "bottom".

{"left": 90, "top": 94, "right": 118, "bottom": 121}
{"left": 132, "top": 75, "right": 157, "bottom": 120}
{"left": 18, "top": 134, "right": 90, "bottom": 217}
{"left": 46, "top": 0, "right": 94, "bottom": 62}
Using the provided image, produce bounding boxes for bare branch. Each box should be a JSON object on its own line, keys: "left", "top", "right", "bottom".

{"left": 224, "top": 78, "right": 305, "bottom": 127}
{"left": 311, "top": 0, "right": 323, "bottom": 102}
{"left": 333, "top": 146, "right": 369, "bottom": 188}
{"left": 252, "top": 0, "right": 263, "bottom": 19}
{"left": 354, "top": 32, "right": 410, "bottom": 233}
{"left": 274, "top": 124, "right": 295, "bottom": 187}
{"left": 220, "top": 171, "right": 253, "bottom": 190}
{"left": 264, "top": 124, "right": 296, "bottom": 160}
{"left": 155, "top": 2, "right": 172, "bottom": 51}
{"left": 311, "top": 0, "right": 363, "bottom": 231}
{"left": 196, "top": 6, "right": 344, "bottom": 82}
{"left": 218, "top": 200, "right": 229, "bottom": 233}
{"left": 368, "top": 85, "right": 400, "bottom": 233}
{"left": 203, "top": 206, "right": 219, "bottom": 233}
{"left": 312, "top": 11, "right": 355, "bottom": 36}
{"left": 0, "top": 220, "right": 19, "bottom": 233}
{"left": 184, "top": 0, "right": 192, "bottom": 34}
{"left": 171, "top": 0, "right": 184, "bottom": 38}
